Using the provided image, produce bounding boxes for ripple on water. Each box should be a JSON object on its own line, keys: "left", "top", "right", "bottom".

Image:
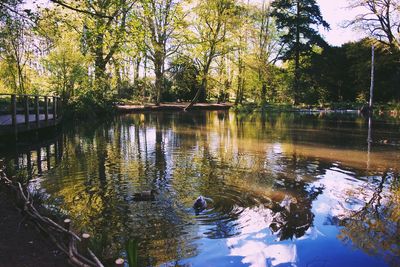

{"left": 189, "top": 185, "right": 280, "bottom": 239}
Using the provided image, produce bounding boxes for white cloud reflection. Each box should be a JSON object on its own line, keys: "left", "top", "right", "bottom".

{"left": 230, "top": 241, "right": 297, "bottom": 267}
{"left": 226, "top": 205, "right": 297, "bottom": 267}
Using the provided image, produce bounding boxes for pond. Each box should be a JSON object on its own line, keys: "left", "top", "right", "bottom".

{"left": 3, "top": 111, "right": 400, "bottom": 267}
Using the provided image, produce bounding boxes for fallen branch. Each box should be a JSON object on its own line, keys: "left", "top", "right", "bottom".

{"left": 0, "top": 163, "right": 104, "bottom": 267}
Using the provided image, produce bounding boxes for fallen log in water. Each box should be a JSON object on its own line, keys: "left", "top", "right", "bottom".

{"left": 0, "top": 161, "right": 104, "bottom": 267}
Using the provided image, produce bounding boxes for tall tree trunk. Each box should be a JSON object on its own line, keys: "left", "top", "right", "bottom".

{"left": 144, "top": 54, "right": 147, "bottom": 78}
{"left": 94, "top": 16, "right": 105, "bottom": 86}
{"left": 154, "top": 64, "right": 163, "bottom": 106}
{"left": 261, "top": 79, "right": 267, "bottom": 106}
{"left": 235, "top": 47, "right": 244, "bottom": 105}
{"left": 185, "top": 59, "right": 211, "bottom": 110}
{"left": 198, "top": 76, "right": 207, "bottom": 103}
{"left": 17, "top": 63, "right": 25, "bottom": 95}
{"left": 240, "top": 69, "right": 245, "bottom": 104}
{"left": 294, "top": 0, "right": 300, "bottom": 105}
{"left": 184, "top": 74, "right": 207, "bottom": 111}
{"left": 134, "top": 56, "right": 140, "bottom": 85}
{"left": 153, "top": 47, "right": 165, "bottom": 106}
{"left": 217, "top": 56, "right": 224, "bottom": 103}
{"left": 114, "top": 59, "right": 122, "bottom": 96}
{"left": 94, "top": 29, "right": 107, "bottom": 92}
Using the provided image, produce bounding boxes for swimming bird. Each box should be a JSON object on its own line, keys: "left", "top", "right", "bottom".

{"left": 133, "top": 190, "right": 156, "bottom": 201}
{"left": 193, "top": 196, "right": 207, "bottom": 210}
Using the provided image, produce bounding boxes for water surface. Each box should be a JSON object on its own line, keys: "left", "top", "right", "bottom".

{"left": 3, "top": 111, "right": 400, "bottom": 267}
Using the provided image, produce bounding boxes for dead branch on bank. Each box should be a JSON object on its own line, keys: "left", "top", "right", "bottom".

{"left": 0, "top": 162, "right": 104, "bottom": 267}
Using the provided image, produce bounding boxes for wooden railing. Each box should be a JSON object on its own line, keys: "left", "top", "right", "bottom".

{"left": 0, "top": 93, "right": 62, "bottom": 136}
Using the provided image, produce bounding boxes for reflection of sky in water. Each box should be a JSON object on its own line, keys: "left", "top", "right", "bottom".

{"left": 179, "top": 166, "right": 391, "bottom": 267}
{"left": 226, "top": 206, "right": 297, "bottom": 267}
{"left": 231, "top": 242, "right": 297, "bottom": 267}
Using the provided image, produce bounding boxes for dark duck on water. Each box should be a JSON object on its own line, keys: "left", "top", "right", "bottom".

{"left": 193, "top": 196, "right": 207, "bottom": 211}
{"left": 133, "top": 190, "right": 156, "bottom": 201}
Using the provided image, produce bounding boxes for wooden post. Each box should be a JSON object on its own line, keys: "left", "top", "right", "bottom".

{"left": 54, "top": 142, "right": 59, "bottom": 164}
{"left": 63, "top": 218, "right": 71, "bottom": 242}
{"left": 57, "top": 135, "right": 63, "bottom": 161}
{"left": 369, "top": 45, "right": 374, "bottom": 110}
{"left": 24, "top": 95, "right": 29, "bottom": 126}
{"left": 53, "top": 96, "right": 57, "bottom": 121}
{"left": 63, "top": 218, "right": 71, "bottom": 231}
{"left": 27, "top": 151, "right": 32, "bottom": 171}
{"left": 44, "top": 96, "right": 49, "bottom": 121}
{"left": 37, "top": 148, "right": 42, "bottom": 174}
{"left": 11, "top": 94, "right": 17, "bottom": 133}
{"left": 57, "top": 97, "right": 62, "bottom": 118}
{"left": 80, "top": 233, "right": 90, "bottom": 256}
{"left": 46, "top": 145, "right": 51, "bottom": 170}
{"left": 35, "top": 96, "right": 39, "bottom": 127}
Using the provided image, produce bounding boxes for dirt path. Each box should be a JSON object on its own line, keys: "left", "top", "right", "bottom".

{"left": 0, "top": 187, "right": 71, "bottom": 267}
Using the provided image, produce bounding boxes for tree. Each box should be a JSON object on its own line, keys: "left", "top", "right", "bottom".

{"left": 52, "top": 0, "right": 134, "bottom": 94}
{"left": 249, "top": 0, "right": 281, "bottom": 105}
{"left": 302, "top": 46, "right": 349, "bottom": 103}
{"left": 0, "top": 2, "right": 33, "bottom": 94}
{"left": 346, "top": 0, "right": 400, "bottom": 52}
{"left": 43, "top": 31, "right": 88, "bottom": 102}
{"left": 234, "top": 2, "right": 248, "bottom": 105}
{"left": 169, "top": 57, "right": 201, "bottom": 101}
{"left": 271, "top": 0, "right": 329, "bottom": 104}
{"left": 343, "top": 38, "right": 400, "bottom": 102}
{"left": 140, "top": 0, "right": 186, "bottom": 105}
{"left": 184, "top": 0, "right": 238, "bottom": 110}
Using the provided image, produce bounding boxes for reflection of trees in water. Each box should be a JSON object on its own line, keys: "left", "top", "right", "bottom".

{"left": 2, "top": 134, "right": 64, "bottom": 182}
{"left": 270, "top": 181, "right": 324, "bottom": 241}
{"left": 335, "top": 171, "right": 400, "bottom": 266}
{"left": 265, "top": 148, "right": 327, "bottom": 241}
{"left": 160, "top": 111, "right": 329, "bottom": 242}
{"left": 19, "top": 111, "right": 399, "bottom": 266}
{"left": 154, "top": 114, "right": 167, "bottom": 182}
{"left": 171, "top": 112, "right": 330, "bottom": 241}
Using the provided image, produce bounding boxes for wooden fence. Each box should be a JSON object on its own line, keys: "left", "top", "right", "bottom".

{"left": 0, "top": 93, "right": 62, "bottom": 136}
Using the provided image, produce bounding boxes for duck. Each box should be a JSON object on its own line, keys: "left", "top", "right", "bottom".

{"left": 193, "top": 196, "right": 207, "bottom": 211}
{"left": 133, "top": 190, "right": 156, "bottom": 201}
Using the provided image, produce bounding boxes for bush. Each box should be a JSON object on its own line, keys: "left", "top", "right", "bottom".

{"left": 65, "top": 89, "right": 115, "bottom": 119}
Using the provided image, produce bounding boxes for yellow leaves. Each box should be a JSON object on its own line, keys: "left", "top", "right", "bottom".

{"left": 390, "top": 182, "right": 400, "bottom": 222}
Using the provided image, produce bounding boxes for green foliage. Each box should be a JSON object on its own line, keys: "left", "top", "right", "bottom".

{"left": 168, "top": 57, "right": 200, "bottom": 101}
{"left": 140, "top": 0, "right": 187, "bottom": 104}
{"left": 0, "top": 10, "right": 33, "bottom": 94}
{"left": 42, "top": 31, "right": 88, "bottom": 102}
{"left": 301, "top": 38, "right": 400, "bottom": 104}
{"left": 271, "top": 0, "right": 330, "bottom": 103}
{"left": 0, "top": 0, "right": 399, "bottom": 117}
{"left": 66, "top": 89, "right": 115, "bottom": 119}
{"left": 184, "top": 0, "right": 240, "bottom": 102}
{"left": 271, "top": 0, "right": 329, "bottom": 61}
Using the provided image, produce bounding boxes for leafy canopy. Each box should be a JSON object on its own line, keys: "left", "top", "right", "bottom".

{"left": 271, "top": 0, "right": 330, "bottom": 60}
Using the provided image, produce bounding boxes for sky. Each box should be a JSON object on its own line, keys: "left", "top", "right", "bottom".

{"left": 317, "top": 0, "right": 365, "bottom": 46}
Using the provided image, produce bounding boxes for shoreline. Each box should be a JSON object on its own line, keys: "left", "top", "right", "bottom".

{"left": 0, "top": 186, "right": 71, "bottom": 267}
{"left": 115, "top": 102, "right": 233, "bottom": 112}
